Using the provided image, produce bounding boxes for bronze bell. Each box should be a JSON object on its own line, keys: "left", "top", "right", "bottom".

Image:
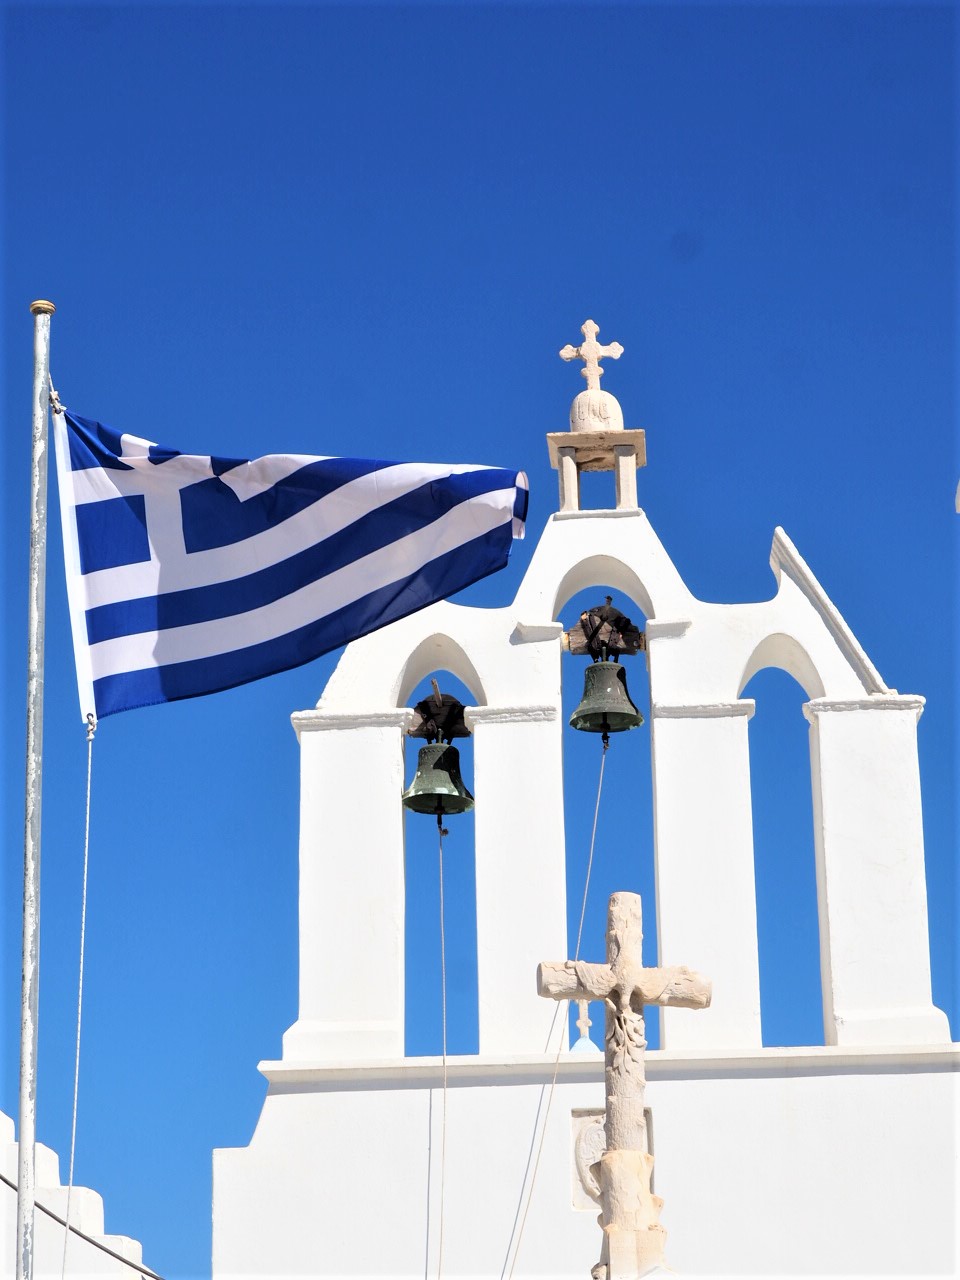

{"left": 402, "top": 742, "right": 475, "bottom": 816}
{"left": 569, "top": 660, "right": 644, "bottom": 735}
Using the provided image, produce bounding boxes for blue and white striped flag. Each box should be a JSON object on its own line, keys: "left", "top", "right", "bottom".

{"left": 53, "top": 410, "right": 528, "bottom": 721}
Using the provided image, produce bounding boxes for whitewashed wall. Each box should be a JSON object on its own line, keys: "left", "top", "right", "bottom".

{"left": 213, "top": 506, "right": 955, "bottom": 1278}
{"left": 0, "top": 1111, "right": 147, "bottom": 1279}
{"left": 279, "top": 511, "right": 948, "bottom": 1058}
{"left": 213, "top": 1046, "right": 958, "bottom": 1278}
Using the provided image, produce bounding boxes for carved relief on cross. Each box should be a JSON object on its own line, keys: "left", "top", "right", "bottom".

{"left": 538, "top": 892, "right": 711, "bottom": 1280}
{"left": 560, "top": 319, "right": 624, "bottom": 391}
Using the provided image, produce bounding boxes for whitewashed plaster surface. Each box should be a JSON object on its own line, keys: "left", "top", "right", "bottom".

{"left": 213, "top": 1047, "right": 958, "bottom": 1278}
{"left": 214, "top": 499, "right": 956, "bottom": 1277}
{"left": 0, "top": 1110, "right": 147, "bottom": 1278}
{"left": 284, "top": 510, "right": 949, "bottom": 1058}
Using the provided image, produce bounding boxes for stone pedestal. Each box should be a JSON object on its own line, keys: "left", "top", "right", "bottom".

{"left": 599, "top": 1150, "right": 666, "bottom": 1278}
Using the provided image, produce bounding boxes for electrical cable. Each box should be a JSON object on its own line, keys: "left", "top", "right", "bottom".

{"left": 0, "top": 1172, "right": 164, "bottom": 1280}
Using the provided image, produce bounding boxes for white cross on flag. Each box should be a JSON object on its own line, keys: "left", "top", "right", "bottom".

{"left": 53, "top": 409, "right": 527, "bottom": 721}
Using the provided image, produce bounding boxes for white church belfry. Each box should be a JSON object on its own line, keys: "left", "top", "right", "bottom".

{"left": 212, "top": 323, "right": 955, "bottom": 1279}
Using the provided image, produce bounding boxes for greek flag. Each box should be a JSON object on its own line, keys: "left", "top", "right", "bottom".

{"left": 53, "top": 410, "right": 528, "bottom": 721}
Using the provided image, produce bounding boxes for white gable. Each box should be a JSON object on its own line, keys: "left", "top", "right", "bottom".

{"left": 213, "top": 341, "right": 955, "bottom": 1278}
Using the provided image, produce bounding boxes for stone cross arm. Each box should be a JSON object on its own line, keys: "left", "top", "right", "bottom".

{"left": 537, "top": 960, "right": 711, "bottom": 1010}
{"left": 559, "top": 319, "right": 624, "bottom": 391}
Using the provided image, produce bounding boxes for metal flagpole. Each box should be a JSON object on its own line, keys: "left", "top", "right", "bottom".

{"left": 18, "top": 299, "right": 55, "bottom": 1280}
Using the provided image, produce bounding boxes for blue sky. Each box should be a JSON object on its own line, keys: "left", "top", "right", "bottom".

{"left": 2, "top": 3, "right": 956, "bottom": 1278}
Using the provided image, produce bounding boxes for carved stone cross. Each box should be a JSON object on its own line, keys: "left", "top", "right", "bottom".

{"left": 559, "top": 319, "right": 624, "bottom": 391}
{"left": 538, "top": 892, "right": 711, "bottom": 1280}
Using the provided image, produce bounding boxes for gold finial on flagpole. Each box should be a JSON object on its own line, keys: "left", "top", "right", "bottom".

{"left": 30, "top": 300, "right": 55, "bottom": 316}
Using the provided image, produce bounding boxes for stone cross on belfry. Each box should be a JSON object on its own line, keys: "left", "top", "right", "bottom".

{"left": 559, "top": 319, "right": 624, "bottom": 391}
{"left": 538, "top": 892, "right": 711, "bottom": 1280}
{"left": 549, "top": 319, "right": 645, "bottom": 512}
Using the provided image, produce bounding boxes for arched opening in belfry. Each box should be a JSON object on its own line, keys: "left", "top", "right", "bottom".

{"left": 741, "top": 663, "right": 824, "bottom": 1047}
{"left": 397, "top": 632, "right": 488, "bottom": 709}
{"left": 555, "top": 580, "right": 658, "bottom": 1049}
{"left": 402, "top": 667, "right": 480, "bottom": 1056}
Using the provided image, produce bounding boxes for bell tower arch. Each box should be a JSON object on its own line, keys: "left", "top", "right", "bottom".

{"left": 280, "top": 322, "right": 949, "bottom": 1068}
{"left": 215, "top": 320, "right": 953, "bottom": 1280}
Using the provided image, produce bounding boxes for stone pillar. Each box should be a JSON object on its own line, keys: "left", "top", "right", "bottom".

{"left": 650, "top": 701, "right": 762, "bottom": 1050}
{"left": 614, "top": 444, "right": 638, "bottom": 510}
{"left": 468, "top": 705, "right": 568, "bottom": 1055}
{"left": 804, "top": 696, "right": 950, "bottom": 1046}
{"left": 558, "top": 446, "right": 580, "bottom": 513}
{"left": 282, "top": 709, "right": 411, "bottom": 1061}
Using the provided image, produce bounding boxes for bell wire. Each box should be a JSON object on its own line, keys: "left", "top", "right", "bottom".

{"left": 504, "top": 734, "right": 610, "bottom": 1280}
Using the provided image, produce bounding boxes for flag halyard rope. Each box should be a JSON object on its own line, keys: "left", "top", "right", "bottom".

{"left": 61, "top": 714, "right": 95, "bottom": 1280}
{"left": 503, "top": 736, "right": 609, "bottom": 1280}
{"left": 48, "top": 374, "right": 63, "bottom": 417}
{"left": 436, "top": 813, "right": 449, "bottom": 1280}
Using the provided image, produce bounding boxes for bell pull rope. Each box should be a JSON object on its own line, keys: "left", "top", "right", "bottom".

{"left": 502, "top": 736, "right": 610, "bottom": 1280}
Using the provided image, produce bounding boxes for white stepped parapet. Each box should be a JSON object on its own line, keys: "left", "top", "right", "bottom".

{"left": 0, "top": 1109, "right": 148, "bottom": 1278}
{"left": 0, "top": 1134, "right": 61, "bottom": 1189}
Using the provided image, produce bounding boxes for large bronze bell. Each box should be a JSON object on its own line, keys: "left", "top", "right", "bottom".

{"left": 402, "top": 742, "right": 475, "bottom": 816}
{"left": 569, "top": 660, "right": 644, "bottom": 735}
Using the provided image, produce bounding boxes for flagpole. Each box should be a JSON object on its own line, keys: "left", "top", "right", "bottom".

{"left": 18, "top": 299, "right": 55, "bottom": 1280}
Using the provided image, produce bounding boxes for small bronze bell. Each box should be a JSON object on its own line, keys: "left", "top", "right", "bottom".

{"left": 402, "top": 742, "right": 475, "bottom": 815}
{"left": 569, "top": 660, "right": 644, "bottom": 735}
{"left": 403, "top": 683, "right": 475, "bottom": 818}
{"left": 565, "top": 596, "right": 645, "bottom": 739}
